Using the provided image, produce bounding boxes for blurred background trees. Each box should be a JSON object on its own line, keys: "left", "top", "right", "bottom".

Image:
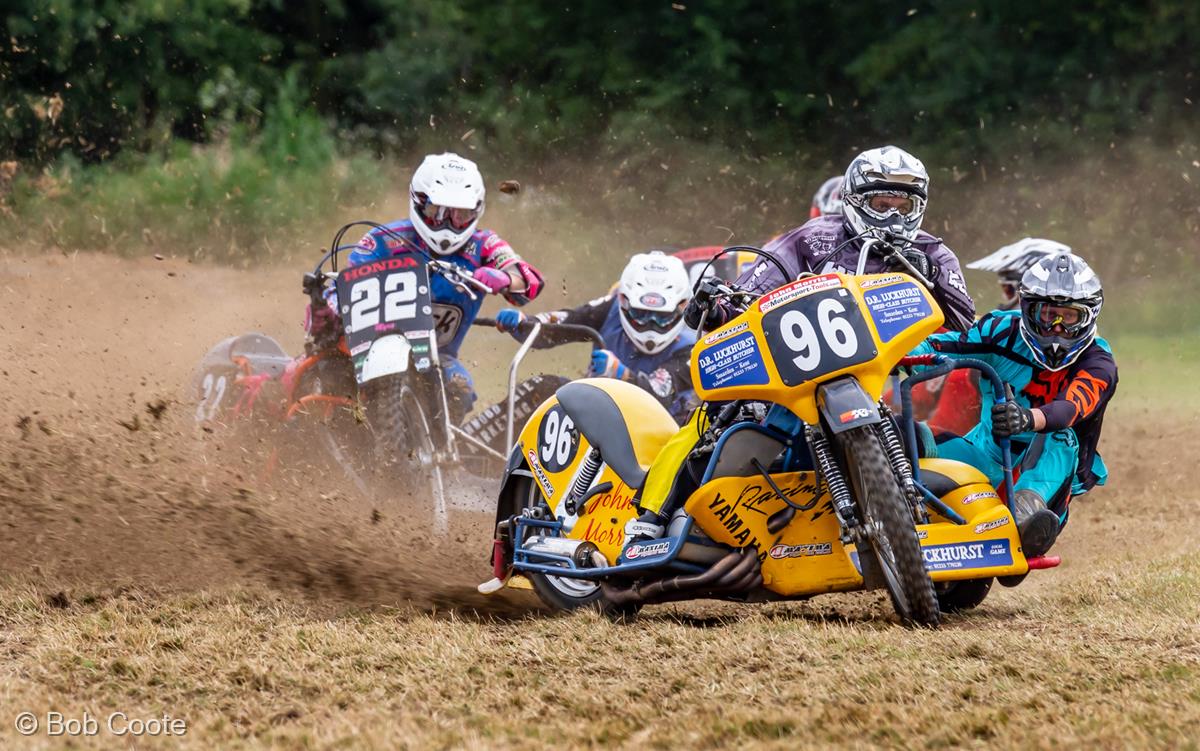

{"left": 4, "top": 0, "right": 1196, "bottom": 165}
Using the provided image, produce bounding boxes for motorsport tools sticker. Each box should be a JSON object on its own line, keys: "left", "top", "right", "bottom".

{"left": 758, "top": 274, "right": 842, "bottom": 312}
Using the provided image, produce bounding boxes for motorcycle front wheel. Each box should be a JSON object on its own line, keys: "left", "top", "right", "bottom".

{"left": 842, "top": 426, "right": 940, "bottom": 627}
{"left": 366, "top": 373, "right": 449, "bottom": 537}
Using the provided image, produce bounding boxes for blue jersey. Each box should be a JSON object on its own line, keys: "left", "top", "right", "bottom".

{"left": 911, "top": 310, "right": 1117, "bottom": 491}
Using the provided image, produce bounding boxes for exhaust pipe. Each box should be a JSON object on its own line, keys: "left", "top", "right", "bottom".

{"left": 600, "top": 549, "right": 762, "bottom": 607}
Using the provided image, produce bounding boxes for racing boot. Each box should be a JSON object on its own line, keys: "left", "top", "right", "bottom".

{"left": 1012, "top": 489, "right": 1059, "bottom": 559}
{"left": 620, "top": 510, "right": 666, "bottom": 557}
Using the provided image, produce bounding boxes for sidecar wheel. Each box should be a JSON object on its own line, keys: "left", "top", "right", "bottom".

{"left": 936, "top": 577, "right": 993, "bottom": 613}
{"left": 508, "top": 477, "right": 641, "bottom": 620}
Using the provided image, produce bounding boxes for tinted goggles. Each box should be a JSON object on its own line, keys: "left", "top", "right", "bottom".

{"left": 414, "top": 192, "right": 481, "bottom": 231}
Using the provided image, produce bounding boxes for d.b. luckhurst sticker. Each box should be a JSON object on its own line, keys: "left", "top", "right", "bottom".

{"left": 862, "top": 281, "right": 934, "bottom": 342}
{"left": 697, "top": 331, "right": 769, "bottom": 390}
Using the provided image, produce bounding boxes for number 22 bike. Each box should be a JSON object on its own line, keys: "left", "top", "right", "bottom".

{"left": 479, "top": 245, "right": 1060, "bottom": 625}
{"left": 193, "top": 222, "right": 595, "bottom": 534}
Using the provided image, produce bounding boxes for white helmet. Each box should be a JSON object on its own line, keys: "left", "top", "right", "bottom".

{"left": 968, "top": 237, "right": 1072, "bottom": 309}
{"left": 841, "top": 145, "right": 929, "bottom": 242}
{"left": 617, "top": 252, "right": 691, "bottom": 355}
{"left": 409, "top": 153, "right": 485, "bottom": 255}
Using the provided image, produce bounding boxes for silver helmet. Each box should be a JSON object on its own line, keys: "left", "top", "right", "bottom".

{"left": 1018, "top": 253, "right": 1103, "bottom": 371}
{"left": 841, "top": 145, "right": 929, "bottom": 242}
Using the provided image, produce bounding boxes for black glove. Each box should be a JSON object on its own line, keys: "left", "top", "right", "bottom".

{"left": 991, "top": 396, "right": 1034, "bottom": 439}
{"left": 684, "top": 279, "right": 722, "bottom": 330}
{"left": 887, "top": 248, "right": 937, "bottom": 282}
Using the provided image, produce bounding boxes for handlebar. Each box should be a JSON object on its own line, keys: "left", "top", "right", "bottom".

{"left": 472, "top": 317, "right": 605, "bottom": 349}
{"left": 897, "top": 354, "right": 1016, "bottom": 515}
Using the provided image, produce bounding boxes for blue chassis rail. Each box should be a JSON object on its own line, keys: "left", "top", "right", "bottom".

{"left": 898, "top": 356, "right": 1017, "bottom": 516}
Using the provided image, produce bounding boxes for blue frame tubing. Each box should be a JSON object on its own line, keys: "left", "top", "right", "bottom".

{"left": 898, "top": 355, "right": 1017, "bottom": 516}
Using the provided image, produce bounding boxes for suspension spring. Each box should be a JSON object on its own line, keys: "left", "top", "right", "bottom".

{"left": 877, "top": 414, "right": 913, "bottom": 484}
{"left": 806, "top": 426, "right": 856, "bottom": 524}
{"left": 564, "top": 448, "right": 603, "bottom": 515}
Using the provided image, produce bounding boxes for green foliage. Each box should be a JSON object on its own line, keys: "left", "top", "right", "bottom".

{"left": 2, "top": 127, "right": 385, "bottom": 263}
{"left": 3, "top": 1, "right": 1197, "bottom": 165}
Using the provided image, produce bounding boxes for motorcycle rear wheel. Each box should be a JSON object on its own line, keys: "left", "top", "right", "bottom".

{"left": 843, "top": 426, "right": 940, "bottom": 627}
{"left": 936, "top": 577, "right": 993, "bottom": 613}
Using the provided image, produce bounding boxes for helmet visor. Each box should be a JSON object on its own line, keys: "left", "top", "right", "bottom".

{"left": 620, "top": 296, "right": 684, "bottom": 334}
{"left": 414, "top": 192, "right": 481, "bottom": 231}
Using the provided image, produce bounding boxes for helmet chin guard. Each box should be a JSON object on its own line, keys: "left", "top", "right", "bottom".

{"left": 409, "top": 152, "right": 486, "bottom": 255}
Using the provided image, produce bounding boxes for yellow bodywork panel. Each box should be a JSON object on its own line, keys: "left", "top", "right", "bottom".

{"left": 691, "top": 272, "right": 944, "bottom": 424}
{"left": 515, "top": 378, "right": 678, "bottom": 564}
{"left": 685, "top": 465, "right": 1030, "bottom": 597}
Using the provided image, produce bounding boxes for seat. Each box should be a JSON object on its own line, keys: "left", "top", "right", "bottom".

{"left": 556, "top": 379, "right": 678, "bottom": 490}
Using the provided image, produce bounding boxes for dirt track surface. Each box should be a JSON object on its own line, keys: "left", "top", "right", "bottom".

{"left": 0, "top": 252, "right": 1197, "bottom": 748}
{"left": 0, "top": 252, "right": 514, "bottom": 610}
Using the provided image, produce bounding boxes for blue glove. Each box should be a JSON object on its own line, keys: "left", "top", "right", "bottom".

{"left": 589, "top": 349, "right": 629, "bottom": 380}
{"left": 495, "top": 308, "right": 526, "bottom": 337}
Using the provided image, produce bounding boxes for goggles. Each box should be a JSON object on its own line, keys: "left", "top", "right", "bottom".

{"left": 1029, "top": 301, "right": 1090, "bottom": 336}
{"left": 863, "top": 191, "right": 917, "bottom": 216}
{"left": 414, "top": 192, "right": 481, "bottom": 231}
{"left": 620, "top": 296, "right": 684, "bottom": 334}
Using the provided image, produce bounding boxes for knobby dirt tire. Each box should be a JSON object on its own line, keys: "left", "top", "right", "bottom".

{"left": 367, "top": 374, "right": 449, "bottom": 536}
{"left": 843, "top": 426, "right": 940, "bottom": 627}
{"left": 507, "top": 476, "right": 640, "bottom": 620}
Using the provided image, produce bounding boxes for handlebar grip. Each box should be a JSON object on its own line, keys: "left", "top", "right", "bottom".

{"left": 472, "top": 317, "right": 497, "bottom": 327}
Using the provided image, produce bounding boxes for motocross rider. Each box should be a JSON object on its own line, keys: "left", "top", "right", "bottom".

{"left": 493, "top": 251, "right": 698, "bottom": 422}
{"left": 910, "top": 237, "right": 1074, "bottom": 437}
{"left": 809, "top": 175, "right": 844, "bottom": 218}
{"left": 623, "top": 145, "right": 978, "bottom": 549}
{"left": 307, "top": 152, "right": 544, "bottom": 422}
{"left": 911, "top": 252, "right": 1116, "bottom": 558}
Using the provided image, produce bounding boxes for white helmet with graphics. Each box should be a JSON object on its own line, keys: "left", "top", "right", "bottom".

{"left": 617, "top": 251, "right": 691, "bottom": 355}
{"left": 409, "top": 152, "right": 485, "bottom": 255}
{"left": 841, "top": 145, "right": 929, "bottom": 243}
{"left": 968, "top": 237, "right": 1072, "bottom": 310}
{"left": 1018, "top": 252, "right": 1104, "bottom": 371}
